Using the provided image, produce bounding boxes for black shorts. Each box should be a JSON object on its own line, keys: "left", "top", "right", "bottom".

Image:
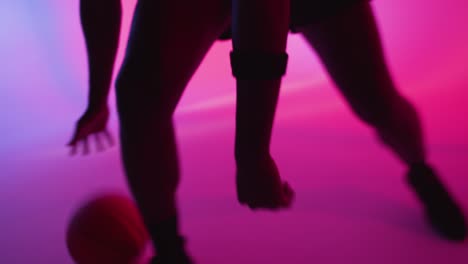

{"left": 290, "top": 0, "right": 371, "bottom": 32}
{"left": 218, "top": 0, "right": 371, "bottom": 40}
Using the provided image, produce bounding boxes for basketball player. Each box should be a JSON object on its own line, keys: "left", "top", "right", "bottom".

{"left": 69, "top": 0, "right": 466, "bottom": 263}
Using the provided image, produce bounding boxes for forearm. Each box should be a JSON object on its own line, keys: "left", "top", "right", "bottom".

{"left": 234, "top": 79, "right": 281, "bottom": 164}
{"left": 80, "top": 0, "right": 122, "bottom": 110}
{"left": 231, "top": 0, "right": 290, "bottom": 164}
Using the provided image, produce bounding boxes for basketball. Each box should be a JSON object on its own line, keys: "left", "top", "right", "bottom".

{"left": 66, "top": 192, "right": 149, "bottom": 264}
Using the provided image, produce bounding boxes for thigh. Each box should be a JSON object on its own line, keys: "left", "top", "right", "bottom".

{"left": 296, "top": 2, "right": 398, "bottom": 109}
{"left": 118, "top": 0, "right": 231, "bottom": 115}
{"left": 290, "top": 0, "right": 371, "bottom": 31}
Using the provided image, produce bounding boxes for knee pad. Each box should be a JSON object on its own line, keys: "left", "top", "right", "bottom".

{"left": 230, "top": 51, "right": 288, "bottom": 80}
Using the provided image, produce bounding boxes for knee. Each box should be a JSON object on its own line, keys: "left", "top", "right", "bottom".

{"left": 349, "top": 91, "right": 397, "bottom": 128}
{"left": 351, "top": 93, "right": 417, "bottom": 129}
{"left": 353, "top": 105, "right": 390, "bottom": 128}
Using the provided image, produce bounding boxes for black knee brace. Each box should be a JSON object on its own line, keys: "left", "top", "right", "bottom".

{"left": 230, "top": 51, "right": 288, "bottom": 80}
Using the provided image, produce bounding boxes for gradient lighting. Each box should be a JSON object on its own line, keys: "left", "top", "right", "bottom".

{"left": 0, "top": 0, "right": 467, "bottom": 264}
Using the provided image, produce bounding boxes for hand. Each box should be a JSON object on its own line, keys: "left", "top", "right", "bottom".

{"left": 68, "top": 105, "right": 114, "bottom": 155}
{"left": 236, "top": 156, "right": 295, "bottom": 210}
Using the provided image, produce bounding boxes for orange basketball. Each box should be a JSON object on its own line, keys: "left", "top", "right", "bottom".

{"left": 66, "top": 192, "right": 149, "bottom": 264}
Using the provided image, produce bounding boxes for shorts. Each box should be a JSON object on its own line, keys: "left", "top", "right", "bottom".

{"left": 290, "top": 0, "right": 371, "bottom": 32}
{"left": 218, "top": 0, "right": 371, "bottom": 40}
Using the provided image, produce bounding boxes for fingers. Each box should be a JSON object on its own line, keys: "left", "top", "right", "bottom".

{"left": 83, "top": 137, "right": 90, "bottom": 155}
{"left": 67, "top": 138, "right": 77, "bottom": 147}
{"left": 93, "top": 130, "right": 115, "bottom": 152}
{"left": 68, "top": 140, "right": 89, "bottom": 156}
{"left": 67, "top": 109, "right": 113, "bottom": 155}
{"left": 280, "top": 181, "right": 295, "bottom": 208}
{"left": 68, "top": 130, "right": 115, "bottom": 156}
{"left": 103, "top": 129, "right": 115, "bottom": 146}
{"left": 67, "top": 125, "right": 86, "bottom": 149}
{"left": 67, "top": 131, "right": 81, "bottom": 147}
{"left": 69, "top": 142, "right": 79, "bottom": 156}
{"left": 238, "top": 181, "right": 295, "bottom": 211}
{"left": 94, "top": 133, "right": 105, "bottom": 152}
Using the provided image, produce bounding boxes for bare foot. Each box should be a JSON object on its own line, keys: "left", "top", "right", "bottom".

{"left": 236, "top": 156, "right": 294, "bottom": 210}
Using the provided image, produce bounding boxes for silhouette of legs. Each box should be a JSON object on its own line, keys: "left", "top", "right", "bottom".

{"left": 80, "top": 0, "right": 122, "bottom": 109}
{"left": 115, "top": 0, "right": 230, "bottom": 262}
{"left": 231, "top": 0, "right": 295, "bottom": 210}
{"left": 296, "top": 2, "right": 466, "bottom": 241}
{"left": 298, "top": 2, "right": 424, "bottom": 165}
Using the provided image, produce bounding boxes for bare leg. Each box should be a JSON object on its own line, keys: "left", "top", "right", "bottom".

{"left": 80, "top": 0, "right": 122, "bottom": 109}
{"left": 232, "top": 0, "right": 294, "bottom": 210}
{"left": 298, "top": 2, "right": 424, "bottom": 166}
{"left": 297, "top": 2, "right": 466, "bottom": 241}
{"left": 115, "top": 0, "right": 230, "bottom": 261}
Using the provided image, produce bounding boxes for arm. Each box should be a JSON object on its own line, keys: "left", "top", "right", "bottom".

{"left": 68, "top": 0, "right": 122, "bottom": 153}
{"left": 231, "top": 0, "right": 289, "bottom": 165}
{"left": 231, "top": 0, "right": 289, "bottom": 163}
{"left": 81, "top": 0, "right": 122, "bottom": 110}
{"left": 231, "top": 0, "right": 294, "bottom": 209}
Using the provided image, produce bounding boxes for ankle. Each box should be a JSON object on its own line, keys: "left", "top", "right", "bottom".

{"left": 147, "top": 216, "right": 188, "bottom": 258}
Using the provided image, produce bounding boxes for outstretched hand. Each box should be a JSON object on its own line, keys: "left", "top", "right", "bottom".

{"left": 68, "top": 105, "right": 114, "bottom": 155}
